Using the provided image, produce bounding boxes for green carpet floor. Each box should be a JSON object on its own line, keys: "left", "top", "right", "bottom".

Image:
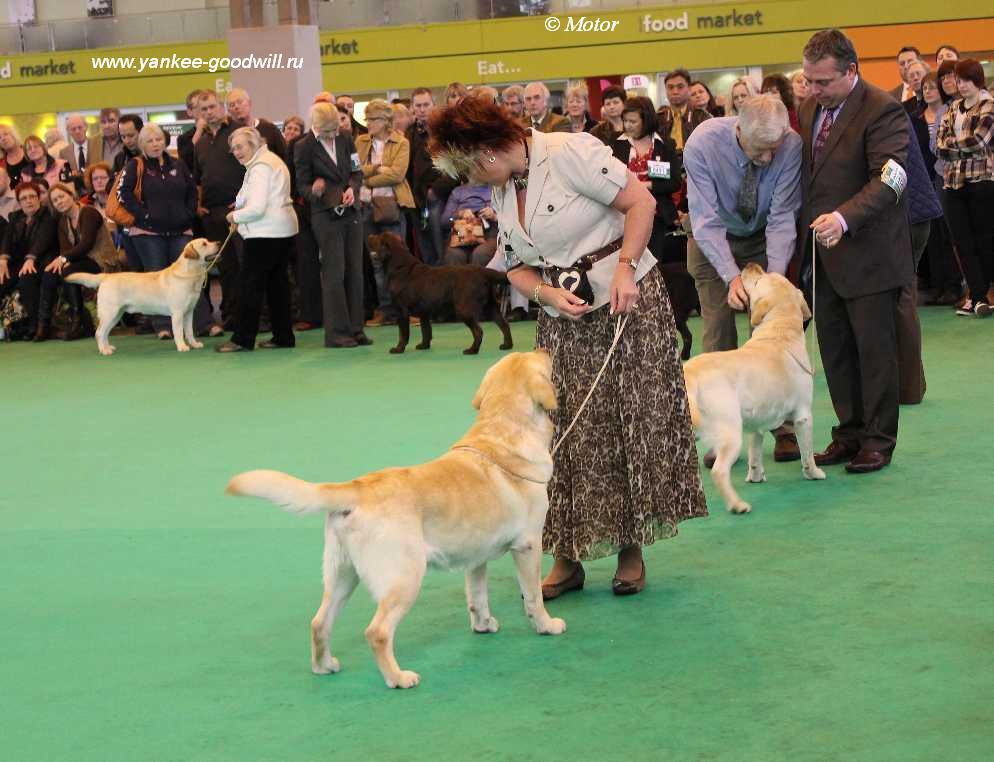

{"left": 2, "top": 309, "right": 991, "bottom": 761}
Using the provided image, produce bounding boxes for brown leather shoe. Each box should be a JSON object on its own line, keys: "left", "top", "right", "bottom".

{"left": 773, "top": 433, "right": 800, "bottom": 462}
{"left": 612, "top": 561, "right": 646, "bottom": 596}
{"left": 814, "top": 440, "right": 859, "bottom": 466}
{"left": 845, "top": 450, "right": 891, "bottom": 474}
{"left": 542, "top": 564, "right": 585, "bottom": 601}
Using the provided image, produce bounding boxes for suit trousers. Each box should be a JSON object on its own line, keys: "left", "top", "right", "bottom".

{"left": 311, "top": 211, "right": 364, "bottom": 344}
{"left": 202, "top": 206, "right": 244, "bottom": 326}
{"left": 687, "top": 228, "right": 768, "bottom": 352}
{"left": 815, "top": 254, "right": 900, "bottom": 454}
{"left": 895, "top": 222, "right": 929, "bottom": 405}
{"left": 293, "top": 209, "right": 323, "bottom": 325}
{"left": 232, "top": 236, "right": 295, "bottom": 349}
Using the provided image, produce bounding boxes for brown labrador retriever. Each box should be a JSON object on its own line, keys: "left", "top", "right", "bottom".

{"left": 367, "top": 232, "right": 513, "bottom": 355}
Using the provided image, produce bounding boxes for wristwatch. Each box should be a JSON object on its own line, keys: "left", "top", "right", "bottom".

{"left": 618, "top": 255, "right": 640, "bottom": 269}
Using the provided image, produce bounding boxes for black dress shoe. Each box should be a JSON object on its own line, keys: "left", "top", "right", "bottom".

{"left": 215, "top": 341, "right": 248, "bottom": 353}
{"left": 541, "top": 565, "right": 585, "bottom": 601}
{"left": 845, "top": 450, "right": 891, "bottom": 474}
{"left": 258, "top": 340, "right": 293, "bottom": 349}
{"left": 326, "top": 337, "right": 358, "bottom": 348}
{"left": 814, "top": 440, "right": 860, "bottom": 466}
{"left": 773, "top": 433, "right": 801, "bottom": 462}
{"left": 353, "top": 333, "right": 373, "bottom": 346}
{"left": 612, "top": 562, "right": 646, "bottom": 596}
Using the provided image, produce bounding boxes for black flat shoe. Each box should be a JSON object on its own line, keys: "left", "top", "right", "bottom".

{"left": 612, "top": 562, "right": 646, "bottom": 596}
{"left": 258, "top": 340, "right": 293, "bottom": 349}
{"left": 353, "top": 333, "right": 373, "bottom": 346}
{"left": 541, "top": 564, "right": 585, "bottom": 601}
{"left": 215, "top": 341, "right": 248, "bottom": 353}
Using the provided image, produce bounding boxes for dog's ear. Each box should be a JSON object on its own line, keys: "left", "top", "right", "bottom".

{"left": 471, "top": 370, "right": 492, "bottom": 410}
{"left": 795, "top": 289, "right": 812, "bottom": 320}
{"left": 750, "top": 295, "right": 771, "bottom": 327}
{"left": 527, "top": 355, "right": 558, "bottom": 411}
{"left": 182, "top": 244, "right": 199, "bottom": 260}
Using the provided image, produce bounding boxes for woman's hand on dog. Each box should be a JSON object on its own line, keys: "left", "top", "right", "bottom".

{"left": 609, "top": 266, "right": 640, "bottom": 315}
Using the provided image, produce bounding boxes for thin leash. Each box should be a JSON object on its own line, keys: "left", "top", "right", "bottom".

{"left": 809, "top": 232, "right": 818, "bottom": 375}
{"left": 197, "top": 224, "right": 237, "bottom": 291}
{"left": 551, "top": 312, "right": 629, "bottom": 458}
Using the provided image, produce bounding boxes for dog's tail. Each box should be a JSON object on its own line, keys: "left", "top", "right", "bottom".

{"left": 226, "top": 470, "right": 358, "bottom": 515}
{"left": 484, "top": 269, "right": 508, "bottom": 284}
{"left": 65, "top": 273, "right": 106, "bottom": 289}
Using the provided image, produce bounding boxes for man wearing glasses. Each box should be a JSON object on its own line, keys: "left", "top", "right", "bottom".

{"left": 799, "top": 29, "right": 913, "bottom": 475}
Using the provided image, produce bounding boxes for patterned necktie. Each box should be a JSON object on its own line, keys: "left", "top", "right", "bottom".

{"left": 78, "top": 144, "right": 86, "bottom": 170}
{"left": 735, "top": 161, "right": 759, "bottom": 222}
{"left": 812, "top": 107, "right": 835, "bottom": 166}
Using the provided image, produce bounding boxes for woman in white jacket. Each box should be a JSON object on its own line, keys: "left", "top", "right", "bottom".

{"left": 217, "top": 127, "right": 299, "bottom": 352}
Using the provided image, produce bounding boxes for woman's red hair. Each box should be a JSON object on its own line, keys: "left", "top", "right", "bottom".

{"left": 428, "top": 97, "right": 527, "bottom": 161}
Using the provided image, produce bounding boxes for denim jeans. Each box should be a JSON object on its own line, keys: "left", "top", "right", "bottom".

{"left": 130, "top": 234, "right": 212, "bottom": 333}
{"left": 362, "top": 206, "right": 405, "bottom": 320}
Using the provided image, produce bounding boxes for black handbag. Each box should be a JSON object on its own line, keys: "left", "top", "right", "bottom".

{"left": 544, "top": 264, "right": 595, "bottom": 305}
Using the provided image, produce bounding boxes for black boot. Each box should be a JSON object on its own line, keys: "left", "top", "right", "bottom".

{"left": 33, "top": 281, "right": 56, "bottom": 342}
{"left": 62, "top": 284, "right": 96, "bottom": 341}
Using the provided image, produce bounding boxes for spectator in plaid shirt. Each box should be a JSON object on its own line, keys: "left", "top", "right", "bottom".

{"left": 935, "top": 58, "right": 994, "bottom": 318}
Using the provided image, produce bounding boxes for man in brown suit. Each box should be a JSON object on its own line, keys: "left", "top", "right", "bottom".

{"left": 799, "top": 29, "right": 914, "bottom": 474}
{"left": 521, "top": 82, "right": 570, "bottom": 133}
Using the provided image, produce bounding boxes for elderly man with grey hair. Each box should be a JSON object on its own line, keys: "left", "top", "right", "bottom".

{"left": 684, "top": 93, "right": 803, "bottom": 461}
{"left": 521, "top": 82, "right": 570, "bottom": 132}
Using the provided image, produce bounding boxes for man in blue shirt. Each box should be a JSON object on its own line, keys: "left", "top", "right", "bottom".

{"left": 684, "top": 94, "right": 803, "bottom": 462}
{"left": 684, "top": 94, "right": 802, "bottom": 351}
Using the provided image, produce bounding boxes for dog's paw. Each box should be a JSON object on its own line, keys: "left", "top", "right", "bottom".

{"left": 387, "top": 670, "right": 421, "bottom": 689}
{"left": 804, "top": 465, "right": 827, "bottom": 481}
{"left": 746, "top": 469, "right": 766, "bottom": 484}
{"left": 99, "top": 345, "right": 115, "bottom": 356}
{"left": 176, "top": 344, "right": 191, "bottom": 352}
{"left": 189, "top": 340, "right": 204, "bottom": 350}
{"left": 728, "top": 500, "right": 752, "bottom": 514}
{"left": 499, "top": 342, "right": 512, "bottom": 351}
{"left": 536, "top": 617, "right": 567, "bottom": 635}
{"left": 312, "top": 655, "right": 341, "bottom": 675}
{"left": 472, "top": 616, "right": 500, "bottom": 634}
{"left": 463, "top": 348, "right": 480, "bottom": 355}
{"left": 389, "top": 346, "right": 406, "bottom": 354}
{"left": 415, "top": 343, "right": 430, "bottom": 351}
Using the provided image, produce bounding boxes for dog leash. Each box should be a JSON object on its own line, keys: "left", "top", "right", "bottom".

{"left": 197, "top": 224, "right": 237, "bottom": 291}
{"left": 551, "top": 312, "right": 629, "bottom": 458}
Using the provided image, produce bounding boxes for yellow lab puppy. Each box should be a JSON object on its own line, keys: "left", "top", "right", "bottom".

{"left": 684, "top": 263, "right": 826, "bottom": 513}
{"left": 226, "top": 351, "right": 566, "bottom": 689}
{"left": 66, "top": 237, "right": 219, "bottom": 355}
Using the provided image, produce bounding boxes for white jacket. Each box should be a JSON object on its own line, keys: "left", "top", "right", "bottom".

{"left": 231, "top": 146, "right": 298, "bottom": 239}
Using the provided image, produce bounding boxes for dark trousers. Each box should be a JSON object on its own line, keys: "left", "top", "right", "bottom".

{"left": 232, "top": 236, "right": 295, "bottom": 349}
{"left": 815, "top": 255, "right": 901, "bottom": 454}
{"left": 943, "top": 181, "right": 994, "bottom": 304}
{"left": 294, "top": 210, "right": 323, "bottom": 324}
{"left": 202, "top": 206, "right": 244, "bottom": 325}
{"left": 18, "top": 258, "right": 101, "bottom": 330}
{"left": 311, "top": 211, "right": 364, "bottom": 345}
{"left": 895, "top": 222, "right": 929, "bottom": 405}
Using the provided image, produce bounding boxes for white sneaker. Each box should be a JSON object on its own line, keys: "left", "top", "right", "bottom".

{"left": 958, "top": 300, "right": 993, "bottom": 317}
{"left": 976, "top": 301, "right": 993, "bottom": 318}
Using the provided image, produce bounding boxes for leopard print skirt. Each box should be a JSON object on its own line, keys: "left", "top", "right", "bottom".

{"left": 535, "top": 268, "right": 708, "bottom": 561}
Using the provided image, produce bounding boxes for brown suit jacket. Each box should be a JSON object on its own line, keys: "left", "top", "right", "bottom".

{"left": 59, "top": 135, "right": 103, "bottom": 174}
{"left": 521, "top": 111, "right": 571, "bottom": 133}
{"left": 798, "top": 78, "right": 914, "bottom": 299}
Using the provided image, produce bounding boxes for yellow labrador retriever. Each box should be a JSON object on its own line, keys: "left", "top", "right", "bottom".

{"left": 226, "top": 351, "right": 566, "bottom": 689}
{"left": 65, "top": 237, "right": 219, "bottom": 355}
{"left": 684, "top": 263, "right": 826, "bottom": 513}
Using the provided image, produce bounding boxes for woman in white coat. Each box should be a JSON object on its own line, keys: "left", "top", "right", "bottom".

{"left": 217, "top": 127, "right": 299, "bottom": 352}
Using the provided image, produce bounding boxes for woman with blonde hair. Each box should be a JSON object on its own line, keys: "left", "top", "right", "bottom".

{"left": 444, "top": 82, "right": 468, "bottom": 107}
{"left": 355, "top": 98, "right": 415, "bottom": 326}
{"left": 727, "top": 77, "right": 757, "bottom": 116}
{"left": 20, "top": 135, "right": 67, "bottom": 189}
{"left": 0, "top": 124, "right": 29, "bottom": 187}
{"left": 565, "top": 83, "right": 597, "bottom": 133}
